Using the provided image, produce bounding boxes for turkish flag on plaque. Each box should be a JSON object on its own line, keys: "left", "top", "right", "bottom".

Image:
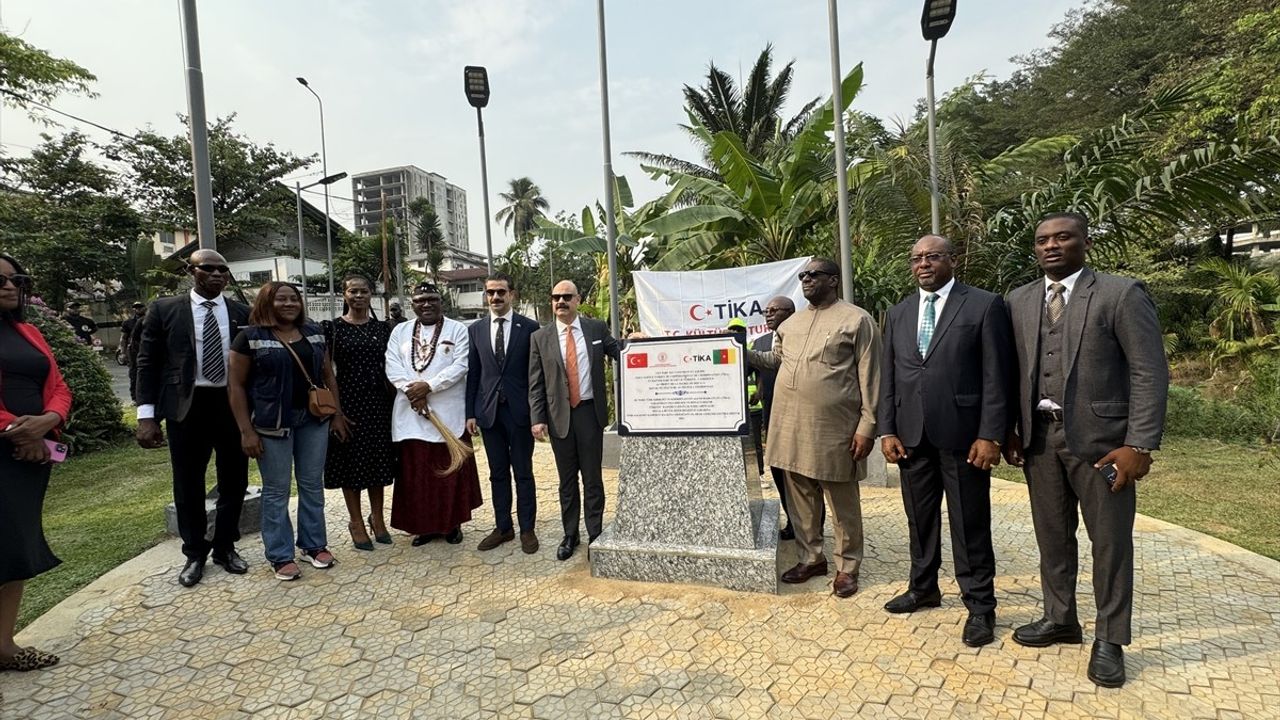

{"left": 626, "top": 353, "right": 648, "bottom": 369}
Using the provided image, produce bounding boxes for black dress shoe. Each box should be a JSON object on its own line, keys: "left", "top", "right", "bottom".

{"left": 445, "top": 527, "right": 464, "bottom": 544}
{"left": 412, "top": 534, "right": 434, "bottom": 547}
{"left": 962, "top": 611, "right": 996, "bottom": 647}
{"left": 211, "top": 549, "right": 248, "bottom": 574}
{"left": 779, "top": 525, "right": 795, "bottom": 541}
{"left": 556, "top": 535, "right": 580, "bottom": 561}
{"left": 884, "top": 589, "right": 942, "bottom": 614}
{"left": 1012, "top": 617, "right": 1083, "bottom": 648}
{"left": 1087, "top": 640, "right": 1126, "bottom": 688}
{"left": 178, "top": 558, "right": 206, "bottom": 588}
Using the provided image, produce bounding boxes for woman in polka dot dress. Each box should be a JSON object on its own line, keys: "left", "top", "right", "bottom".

{"left": 324, "top": 275, "right": 397, "bottom": 549}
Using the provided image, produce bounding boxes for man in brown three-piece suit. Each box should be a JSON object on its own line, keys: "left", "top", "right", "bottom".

{"left": 1003, "top": 212, "right": 1169, "bottom": 689}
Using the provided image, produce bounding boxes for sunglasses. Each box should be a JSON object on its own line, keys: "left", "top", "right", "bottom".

{"left": 192, "top": 263, "right": 231, "bottom": 274}
{"left": 411, "top": 295, "right": 443, "bottom": 305}
{"left": 0, "top": 274, "right": 33, "bottom": 291}
{"left": 797, "top": 270, "right": 834, "bottom": 281}
{"left": 551, "top": 293, "right": 576, "bottom": 302}
{"left": 909, "top": 252, "right": 952, "bottom": 266}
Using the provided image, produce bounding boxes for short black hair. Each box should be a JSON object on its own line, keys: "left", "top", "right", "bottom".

{"left": 341, "top": 273, "right": 372, "bottom": 290}
{"left": 810, "top": 257, "right": 840, "bottom": 276}
{"left": 0, "top": 252, "right": 31, "bottom": 323}
{"left": 486, "top": 272, "right": 515, "bottom": 292}
{"left": 1038, "top": 211, "right": 1090, "bottom": 238}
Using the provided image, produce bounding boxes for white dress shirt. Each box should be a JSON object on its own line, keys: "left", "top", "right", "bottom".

{"left": 136, "top": 290, "right": 230, "bottom": 421}
{"left": 916, "top": 277, "right": 956, "bottom": 338}
{"left": 488, "top": 309, "right": 514, "bottom": 357}
{"left": 555, "top": 316, "right": 593, "bottom": 402}
{"left": 1036, "top": 267, "right": 1085, "bottom": 411}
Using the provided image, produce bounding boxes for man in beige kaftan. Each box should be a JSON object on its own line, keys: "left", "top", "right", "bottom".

{"left": 748, "top": 258, "right": 880, "bottom": 598}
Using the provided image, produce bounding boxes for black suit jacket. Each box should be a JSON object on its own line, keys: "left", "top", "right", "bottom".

{"left": 466, "top": 312, "right": 539, "bottom": 428}
{"left": 136, "top": 294, "right": 250, "bottom": 422}
{"left": 528, "top": 316, "right": 619, "bottom": 439}
{"left": 877, "top": 282, "right": 1014, "bottom": 451}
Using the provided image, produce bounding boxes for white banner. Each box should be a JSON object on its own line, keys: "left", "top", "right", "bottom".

{"left": 633, "top": 257, "right": 811, "bottom": 341}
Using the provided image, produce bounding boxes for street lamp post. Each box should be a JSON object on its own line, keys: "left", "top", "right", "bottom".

{"left": 921, "top": 0, "right": 958, "bottom": 236}
{"left": 595, "top": 0, "right": 620, "bottom": 341}
{"left": 296, "top": 77, "right": 338, "bottom": 317}
{"left": 464, "top": 66, "right": 495, "bottom": 274}
{"left": 179, "top": 0, "right": 216, "bottom": 250}
{"left": 295, "top": 172, "right": 348, "bottom": 305}
{"left": 827, "top": 0, "right": 853, "bottom": 303}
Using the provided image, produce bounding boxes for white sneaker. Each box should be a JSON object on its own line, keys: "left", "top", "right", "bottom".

{"left": 303, "top": 548, "right": 335, "bottom": 569}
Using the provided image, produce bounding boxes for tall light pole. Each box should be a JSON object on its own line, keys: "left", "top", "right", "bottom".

{"left": 296, "top": 77, "right": 337, "bottom": 317}
{"left": 295, "top": 172, "right": 347, "bottom": 303}
{"left": 464, "top": 66, "right": 495, "bottom": 274}
{"left": 179, "top": 0, "right": 215, "bottom": 250}
{"left": 922, "top": 0, "right": 958, "bottom": 236}
{"left": 596, "top": 0, "right": 620, "bottom": 340}
{"left": 827, "top": 0, "right": 853, "bottom": 302}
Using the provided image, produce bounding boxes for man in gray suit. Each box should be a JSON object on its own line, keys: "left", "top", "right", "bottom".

{"left": 1003, "top": 212, "right": 1168, "bottom": 688}
{"left": 879, "top": 235, "right": 1013, "bottom": 647}
{"left": 529, "top": 280, "right": 619, "bottom": 561}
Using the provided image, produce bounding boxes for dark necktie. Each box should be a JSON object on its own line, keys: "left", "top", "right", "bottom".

{"left": 918, "top": 292, "right": 938, "bottom": 356}
{"left": 201, "top": 300, "right": 226, "bottom": 384}
{"left": 494, "top": 317, "right": 506, "bottom": 367}
{"left": 1047, "top": 282, "right": 1066, "bottom": 326}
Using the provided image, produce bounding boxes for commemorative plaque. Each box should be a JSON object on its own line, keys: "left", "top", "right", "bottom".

{"left": 617, "top": 334, "right": 748, "bottom": 435}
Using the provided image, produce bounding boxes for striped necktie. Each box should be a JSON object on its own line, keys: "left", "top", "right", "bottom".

{"left": 917, "top": 292, "right": 938, "bottom": 356}
{"left": 201, "top": 300, "right": 226, "bottom": 384}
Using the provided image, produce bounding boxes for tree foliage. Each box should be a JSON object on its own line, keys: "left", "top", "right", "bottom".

{"left": 107, "top": 114, "right": 315, "bottom": 245}
{"left": 495, "top": 177, "right": 550, "bottom": 243}
{"left": 0, "top": 30, "right": 96, "bottom": 126}
{"left": 0, "top": 132, "right": 143, "bottom": 308}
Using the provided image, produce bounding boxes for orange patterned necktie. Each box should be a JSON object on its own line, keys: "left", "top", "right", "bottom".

{"left": 565, "top": 325, "right": 582, "bottom": 408}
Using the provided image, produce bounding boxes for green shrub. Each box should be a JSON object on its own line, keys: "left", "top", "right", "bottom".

{"left": 1165, "top": 385, "right": 1272, "bottom": 443}
{"left": 22, "top": 299, "right": 128, "bottom": 454}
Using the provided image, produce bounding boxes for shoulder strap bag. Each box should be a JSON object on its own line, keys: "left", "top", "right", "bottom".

{"left": 273, "top": 331, "right": 338, "bottom": 418}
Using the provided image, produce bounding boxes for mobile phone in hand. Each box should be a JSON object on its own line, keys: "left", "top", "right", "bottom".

{"left": 1099, "top": 462, "right": 1118, "bottom": 486}
{"left": 43, "top": 439, "right": 68, "bottom": 463}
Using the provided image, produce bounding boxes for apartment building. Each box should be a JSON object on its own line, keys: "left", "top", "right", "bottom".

{"left": 350, "top": 165, "right": 472, "bottom": 271}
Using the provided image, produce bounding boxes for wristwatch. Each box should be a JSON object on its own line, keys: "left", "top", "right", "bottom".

{"left": 1128, "top": 446, "right": 1152, "bottom": 455}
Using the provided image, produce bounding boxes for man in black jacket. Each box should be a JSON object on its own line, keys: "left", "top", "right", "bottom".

{"left": 466, "top": 273, "right": 541, "bottom": 554}
{"left": 878, "top": 235, "right": 1014, "bottom": 647}
{"left": 135, "top": 249, "right": 251, "bottom": 587}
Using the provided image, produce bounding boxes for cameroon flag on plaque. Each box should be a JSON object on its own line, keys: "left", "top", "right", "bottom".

{"left": 712, "top": 348, "right": 736, "bottom": 365}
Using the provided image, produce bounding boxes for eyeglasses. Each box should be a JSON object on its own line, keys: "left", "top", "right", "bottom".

{"left": 797, "top": 270, "right": 834, "bottom": 281}
{"left": 908, "top": 252, "right": 952, "bottom": 266}
{"left": 192, "top": 264, "right": 231, "bottom": 274}
{"left": 0, "top": 274, "right": 33, "bottom": 290}
{"left": 484, "top": 288, "right": 509, "bottom": 297}
{"left": 411, "top": 296, "right": 443, "bottom": 305}
{"left": 551, "top": 293, "right": 575, "bottom": 302}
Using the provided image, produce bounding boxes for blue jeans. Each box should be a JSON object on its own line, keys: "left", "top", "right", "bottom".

{"left": 257, "top": 411, "right": 330, "bottom": 564}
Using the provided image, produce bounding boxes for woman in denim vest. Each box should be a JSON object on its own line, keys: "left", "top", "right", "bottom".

{"left": 228, "top": 282, "right": 349, "bottom": 581}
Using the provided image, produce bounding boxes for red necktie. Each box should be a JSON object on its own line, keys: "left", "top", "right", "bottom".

{"left": 565, "top": 326, "right": 582, "bottom": 408}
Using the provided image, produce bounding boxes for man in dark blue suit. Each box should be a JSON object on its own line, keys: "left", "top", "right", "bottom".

{"left": 878, "top": 235, "right": 1014, "bottom": 647}
{"left": 467, "top": 273, "right": 541, "bottom": 553}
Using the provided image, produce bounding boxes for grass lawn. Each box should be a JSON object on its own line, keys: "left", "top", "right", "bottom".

{"left": 21, "top": 428, "right": 266, "bottom": 630}
{"left": 993, "top": 437, "right": 1280, "bottom": 561}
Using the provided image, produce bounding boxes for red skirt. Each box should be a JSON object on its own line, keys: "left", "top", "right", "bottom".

{"left": 391, "top": 437, "right": 483, "bottom": 535}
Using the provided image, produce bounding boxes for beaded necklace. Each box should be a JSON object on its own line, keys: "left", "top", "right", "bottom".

{"left": 410, "top": 319, "right": 444, "bottom": 373}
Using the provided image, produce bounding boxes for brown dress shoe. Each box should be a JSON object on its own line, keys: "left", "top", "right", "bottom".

{"left": 520, "top": 531, "right": 539, "bottom": 554}
{"left": 477, "top": 529, "right": 515, "bottom": 551}
{"left": 832, "top": 572, "right": 858, "bottom": 598}
{"left": 780, "top": 560, "right": 829, "bottom": 584}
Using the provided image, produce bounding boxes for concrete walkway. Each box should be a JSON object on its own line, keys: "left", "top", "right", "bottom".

{"left": 5, "top": 444, "right": 1279, "bottom": 719}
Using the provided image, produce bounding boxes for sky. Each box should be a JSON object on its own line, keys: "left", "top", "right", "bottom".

{"left": 0, "top": 0, "right": 1079, "bottom": 257}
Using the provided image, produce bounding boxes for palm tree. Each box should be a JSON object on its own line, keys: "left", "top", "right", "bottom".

{"left": 495, "top": 177, "right": 550, "bottom": 242}
{"left": 407, "top": 198, "right": 445, "bottom": 281}
{"left": 627, "top": 44, "right": 821, "bottom": 179}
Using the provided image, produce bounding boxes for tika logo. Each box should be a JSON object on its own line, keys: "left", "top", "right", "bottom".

{"left": 682, "top": 349, "right": 737, "bottom": 365}
{"left": 626, "top": 353, "right": 649, "bottom": 369}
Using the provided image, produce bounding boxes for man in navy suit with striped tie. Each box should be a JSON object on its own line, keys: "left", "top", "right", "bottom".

{"left": 466, "top": 273, "right": 541, "bottom": 553}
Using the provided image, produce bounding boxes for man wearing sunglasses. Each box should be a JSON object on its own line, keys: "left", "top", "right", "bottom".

{"left": 747, "top": 258, "right": 880, "bottom": 599}
{"left": 528, "top": 280, "right": 619, "bottom": 561}
{"left": 877, "top": 235, "right": 1014, "bottom": 647}
{"left": 136, "top": 249, "right": 252, "bottom": 588}
{"left": 466, "top": 273, "right": 541, "bottom": 554}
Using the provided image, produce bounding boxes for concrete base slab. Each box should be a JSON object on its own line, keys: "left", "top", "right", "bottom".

{"left": 591, "top": 499, "right": 780, "bottom": 593}
{"left": 602, "top": 429, "right": 620, "bottom": 469}
{"left": 163, "top": 486, "right": 263, "bottom": 538}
